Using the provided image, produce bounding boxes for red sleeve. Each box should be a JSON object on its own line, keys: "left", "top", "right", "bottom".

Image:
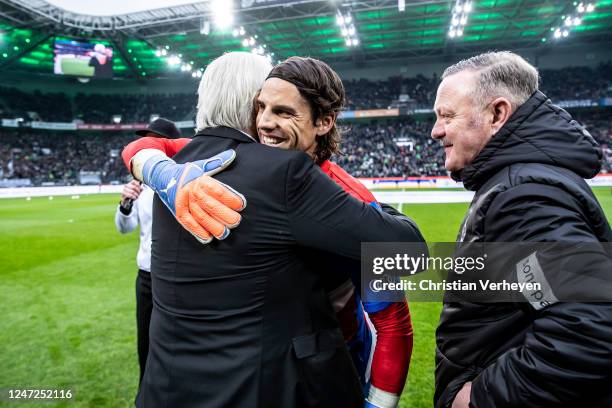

{"left": 319, "top": 160, "right": 413, "bottom": 395}
{"left": 121, "top": 137, "right": 190, "bottom": 171}
{"left": 368, "top": 299, "right": 413, "bottom": 394}
{"left": 321, "top": 160, "right": 377, "bottom": 203}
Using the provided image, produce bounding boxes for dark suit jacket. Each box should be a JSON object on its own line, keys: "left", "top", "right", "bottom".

{"left": 137, "top": 126, "right": 425, "bottom": 408}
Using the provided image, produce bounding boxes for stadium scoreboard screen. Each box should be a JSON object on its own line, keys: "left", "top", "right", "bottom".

{"left": 53, "top": 39, "right": 114, "bottom": 78}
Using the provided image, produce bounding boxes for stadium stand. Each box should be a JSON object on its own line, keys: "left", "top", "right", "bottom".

{"left": 0, "top": 109, "right": 609, "bottom": 185}
{"left": 1, "top": 63, "right": 610, "bottom": 123}
{"left": 0, "top": 65, "right": 610, "bottom": 184}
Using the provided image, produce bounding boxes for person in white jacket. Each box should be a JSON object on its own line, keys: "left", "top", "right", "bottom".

{"left": 114, "top": 118, "right": 182, "bottom": 384}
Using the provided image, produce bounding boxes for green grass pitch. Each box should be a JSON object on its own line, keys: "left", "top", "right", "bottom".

{"left": 0, "top": 188, "right": 610, "bottom": 407}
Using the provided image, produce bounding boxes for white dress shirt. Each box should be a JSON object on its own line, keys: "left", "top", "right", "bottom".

{"left": 114, "top": 185, "right": 154, "bottom": 272}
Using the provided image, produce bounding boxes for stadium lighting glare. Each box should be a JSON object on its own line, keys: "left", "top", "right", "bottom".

{"left": 212, "top": 0, "right": 234, "bottom": 29}
{"left": 448, "top": 0, "right": 471, "bottom": 40}
{"left": 550, "top": 1, "right": 592, "bottom": 41}
{"left": 337, "top": 9, "right": 360, "bottom": 48}
{"left": 168, "top": 55, "right": 181, "bottom": 66}
{"left": 232, "top": 26, "right": 245, "bottom": 37}
{"left": 155, "top": 50, "right": 162, "bottom": 57}
{"left": 233, "top": 26, "right": 275, "bottom": 63}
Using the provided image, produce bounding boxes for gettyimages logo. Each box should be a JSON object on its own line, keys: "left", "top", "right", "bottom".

{"left": 371, "top": 252, "right": 486, "bottom": 275}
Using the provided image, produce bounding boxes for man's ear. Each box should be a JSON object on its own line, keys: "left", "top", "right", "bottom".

{"left": 489, "top": 97, "right": 513, "bottom": 133}
{"left": 315, "top": 114, "right": 335, "bottom": 136}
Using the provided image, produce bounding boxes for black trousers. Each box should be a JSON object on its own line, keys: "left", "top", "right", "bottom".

{"left": 135, "top": 269, "right": 152, "bottom": 384}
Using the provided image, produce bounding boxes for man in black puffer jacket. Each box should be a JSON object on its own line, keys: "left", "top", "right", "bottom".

{"left": 431, "top": 51, "right": 612, "bottom": 408}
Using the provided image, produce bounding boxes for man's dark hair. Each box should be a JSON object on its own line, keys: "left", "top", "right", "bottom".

{"left": 267, "top": 56, "right": 345, "bottom": 164}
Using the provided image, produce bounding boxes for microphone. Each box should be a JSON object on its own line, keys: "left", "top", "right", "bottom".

{"left": 120, "top": 181, "right": 142, "bottom": 213}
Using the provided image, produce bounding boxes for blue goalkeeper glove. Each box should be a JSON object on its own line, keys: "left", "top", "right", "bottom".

{"left": 132, "top": 148, "right": 246, "bottom": 244}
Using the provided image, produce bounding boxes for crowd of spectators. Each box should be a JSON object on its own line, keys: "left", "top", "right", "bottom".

{"left": 73, "top": 93, "right": 197, "bottom": 123}
{"left": 0, "top": 132, "right": 133, "bottom": 184}
{"left": 0, "top": 62, "right": 609, "bottom": 124}
{"left": 1, "top": 109, "right": 609, "bottom": 185}
{"left": 0, "top": 63, "right": 610, "bottom": 184}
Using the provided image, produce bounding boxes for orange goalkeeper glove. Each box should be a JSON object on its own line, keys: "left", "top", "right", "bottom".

{"left": 131, "top": 148, "right": 246, "bottom": 244}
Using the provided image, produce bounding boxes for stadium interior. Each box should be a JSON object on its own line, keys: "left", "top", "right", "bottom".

{"left": 0, "top": 1, "right": 611, "bottom": 407}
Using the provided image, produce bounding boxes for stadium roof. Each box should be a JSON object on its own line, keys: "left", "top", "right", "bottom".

{"left": 0, "top": 0, "right": 611, "bottom": 79}
{"left": 43, "top": 0, "right": 204, "bottom": 17}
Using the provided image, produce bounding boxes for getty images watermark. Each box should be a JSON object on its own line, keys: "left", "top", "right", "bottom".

{"left": 360, "top": 242, "right": 612, "bottom": 305}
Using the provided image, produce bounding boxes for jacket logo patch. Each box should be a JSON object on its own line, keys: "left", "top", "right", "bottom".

{"left": 516, "top": 252, "right": 558, "bottom": 310}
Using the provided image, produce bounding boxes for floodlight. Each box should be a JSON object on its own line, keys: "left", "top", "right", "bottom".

{"left": 200, "top": 19, "right": 211, "bottom": 35}
{"left": 212, "top": 0, "right": 234, "bottom": 29}
{"left": 168, "top": 55, "right": 181, "bottom": 66}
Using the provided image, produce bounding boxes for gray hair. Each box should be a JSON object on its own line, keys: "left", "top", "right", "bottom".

{"left": 196, "top": 52, "right": 272, "bottom": 133}
{"left": 442, "top": 51, "right": 539, "bottom": 110}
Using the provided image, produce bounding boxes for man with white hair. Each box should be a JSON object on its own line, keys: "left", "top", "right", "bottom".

{"left": 126, "top": 52, "right": 425, "bottom": 407}
{"left": 431, "top": 51, "right": 612, "bottom": 407}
